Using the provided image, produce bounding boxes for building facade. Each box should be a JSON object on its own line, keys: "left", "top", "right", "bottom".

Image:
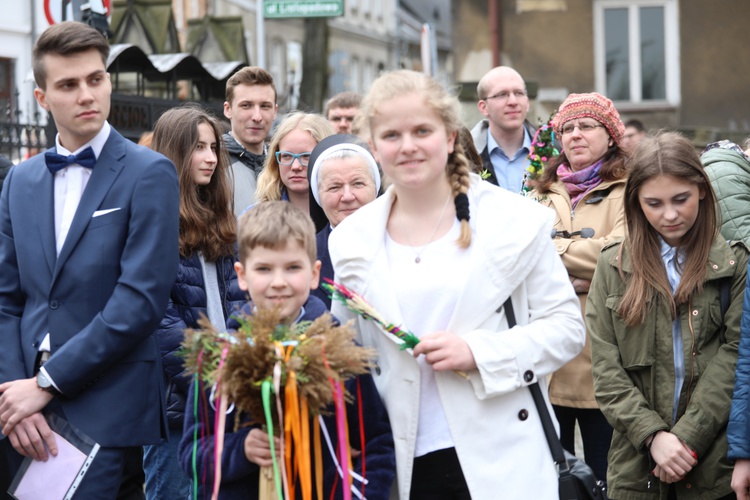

{"left": 454, "top": 0, "right": 750, "bottom": 144}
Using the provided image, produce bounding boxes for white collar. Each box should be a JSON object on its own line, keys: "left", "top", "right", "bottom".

{"left": 55, "top": 121, "right": 111, "bottom": 158}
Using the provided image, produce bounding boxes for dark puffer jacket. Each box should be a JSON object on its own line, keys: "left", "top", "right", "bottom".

{"left": 158, "top": 252, "right": 246, "bottom": 428}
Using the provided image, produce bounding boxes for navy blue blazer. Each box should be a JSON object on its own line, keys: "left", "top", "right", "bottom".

{"left": 0, "top": 128, "right": 180, "bottom": 447}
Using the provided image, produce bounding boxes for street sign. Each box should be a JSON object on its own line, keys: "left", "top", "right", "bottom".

{"left": 264, "top": 0, "right": 344, "bottom": 18}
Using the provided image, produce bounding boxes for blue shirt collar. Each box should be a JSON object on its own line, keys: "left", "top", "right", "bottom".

{"left": 487, "top": 125, "right": 531, "bottom": 159}
{"left": 660, "top": 238, "right": 684, "bottom": 292}
{"left": 659, "top": 237, "right": 682, "bottom": 261}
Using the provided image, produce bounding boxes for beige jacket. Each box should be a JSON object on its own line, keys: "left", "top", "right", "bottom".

{"left": 532, "top": 178, "right": 626, "bottom": 407}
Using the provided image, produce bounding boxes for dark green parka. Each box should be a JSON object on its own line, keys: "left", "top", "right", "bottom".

{"left": 586, "top": 235, "right": 748, "bottom": 499}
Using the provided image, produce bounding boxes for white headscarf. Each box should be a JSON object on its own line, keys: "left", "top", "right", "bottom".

{"left": 309, "top": 142, "right": 381, "bottom": 207}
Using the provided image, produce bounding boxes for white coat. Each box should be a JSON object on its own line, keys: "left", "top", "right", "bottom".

{"left": 329, "top": 174, "right": 586, "bottom": 499}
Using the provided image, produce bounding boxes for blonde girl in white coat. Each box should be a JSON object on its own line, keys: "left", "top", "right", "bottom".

{"left": 328, "top": 70, "right": 585, "bottom": 499}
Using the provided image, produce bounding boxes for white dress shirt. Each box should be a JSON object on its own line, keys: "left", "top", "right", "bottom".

{"left": 53, "top": 121, "right": 111, "bottom": 254}
{"left": 40, "top": 122, "right": 112, "bottom": 390}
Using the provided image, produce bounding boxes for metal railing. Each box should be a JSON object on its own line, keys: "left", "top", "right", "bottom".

{"left": 0, "top": 92, "right": 226, "bottom": 165}
{"left": 0, "top": 122, "right": 50, "bottom": 164}
{"left": 0, "top": 91, "right": 52, "bottom": 164}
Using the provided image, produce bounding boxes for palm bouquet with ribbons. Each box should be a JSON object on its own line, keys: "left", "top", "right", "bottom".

{"left": 322, "top": 279, "right": 469, "bottom": 380}
{"left": 181, "top": 307, "right": 374, "bottom": 500}
{"left": 523, "top": 112, "right": 560, "bottom": 194}
{"left": 322, "top": 279, "right": 420, "bottom": 351}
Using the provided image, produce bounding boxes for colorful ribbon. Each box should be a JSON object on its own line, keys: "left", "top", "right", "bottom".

{"left": 211, "top": 346, "right": 229, "bottom": 500}
{"left": 262, "top": 379, "right": 283, "bottom": 499}
{"left": 322, "top": 278, "right": 420, "bottom": 350}
{"left": 191, "top": 351, "right": 204, "bottom": 500}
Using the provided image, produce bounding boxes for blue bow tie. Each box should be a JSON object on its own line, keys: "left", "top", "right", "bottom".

{"left": 45, "top": 146, "right": 97, "bottom": 174}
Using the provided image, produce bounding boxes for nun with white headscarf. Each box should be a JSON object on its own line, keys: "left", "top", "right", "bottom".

{"left": 308, "top": 134, "right": 382, "bottom": 308}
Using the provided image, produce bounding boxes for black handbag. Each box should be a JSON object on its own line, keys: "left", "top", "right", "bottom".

{"left": 502, "top": 297, "right": 607, "bottom": 500}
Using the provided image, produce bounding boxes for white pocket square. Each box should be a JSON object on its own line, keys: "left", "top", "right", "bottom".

{"left": 92, "top": 208, "right": 121, "bottom": 218}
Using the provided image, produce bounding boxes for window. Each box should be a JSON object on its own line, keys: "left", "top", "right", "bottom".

{"left": 269, "top": 39, "right": 286, "bottom": 91}
{"left": 363, "top": 60, "right": 374, "bottom": 92}
{"left": 286, "top": 42, "right": 302, "bottom": 110}
{"left": 594, "top": 0, "right": 679, "bottom": 105}
{"left": 350, "top": 57, "right": 361, "bottom": 93}
{"left": 327, "top": 50, "right": 348, "bottom": 96}
{"left": 374, "top": 0, "right": 383, "bottom": 19}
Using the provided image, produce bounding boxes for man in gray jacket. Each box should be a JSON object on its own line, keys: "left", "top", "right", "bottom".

{"left": 223, "top": 66, "right": 278, "bottom": 215}
{"left": 471, "top": 66, "right": 537, "bottom": 193}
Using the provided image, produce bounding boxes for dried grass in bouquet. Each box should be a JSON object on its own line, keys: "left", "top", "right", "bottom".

{"left": 181, "top": 306, "right": 374, "bottom": 500}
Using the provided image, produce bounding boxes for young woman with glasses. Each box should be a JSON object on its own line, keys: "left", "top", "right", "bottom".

{"left": 254, "top": 112, "right": 334, "bottom": 214}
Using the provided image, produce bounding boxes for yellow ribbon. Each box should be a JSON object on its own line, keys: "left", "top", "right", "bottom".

{"left": 313, "top": 416, "right": 323, "bottom": 500}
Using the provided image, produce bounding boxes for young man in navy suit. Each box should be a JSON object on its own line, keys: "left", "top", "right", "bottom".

{"left": 0, "top": 21, "right": 179, "bottom": 497}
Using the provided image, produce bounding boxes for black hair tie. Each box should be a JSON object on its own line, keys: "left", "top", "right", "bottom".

{"left": 454, "top": 193, "right": 470, "bottom": 222}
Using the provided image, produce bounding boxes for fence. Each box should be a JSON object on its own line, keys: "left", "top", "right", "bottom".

{"left": 0, "top": 92, "right": 52, "bottom": 164}
{"left": 0, "top": 92, "right": 226, "bottom": 165}
{"left": 108, "top": 93, "right": 226, "bottom": 142}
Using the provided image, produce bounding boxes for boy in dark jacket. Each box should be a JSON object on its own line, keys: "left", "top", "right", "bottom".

{"left": 179, "top": 201, "right": 395, "bottom": 499}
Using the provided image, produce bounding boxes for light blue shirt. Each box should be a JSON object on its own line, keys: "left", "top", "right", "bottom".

{"left": 487, "top": 127, "right": 532, "bottom": 194}
{"left": 661, "top": 238, "right": 685, "bottom": 424}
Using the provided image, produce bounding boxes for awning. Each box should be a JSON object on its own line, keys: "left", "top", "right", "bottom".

{"left": 108, "top": 44, "right": 245, "bottom": 83}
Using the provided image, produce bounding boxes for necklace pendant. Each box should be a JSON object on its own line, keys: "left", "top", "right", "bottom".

{"left": 415, "top": 256, "right": 421, "bottom": 263}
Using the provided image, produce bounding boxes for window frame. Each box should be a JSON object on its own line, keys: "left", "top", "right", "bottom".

{"left": 350, "top": 56, "right": 361, "bottom": 93}
{"left": 593, "top": 0, "right": 680, "bottom": 107}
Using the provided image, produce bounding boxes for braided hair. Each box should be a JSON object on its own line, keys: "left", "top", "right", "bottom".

{"left": 448, "top": 140, "right": 472, "bottom": 247}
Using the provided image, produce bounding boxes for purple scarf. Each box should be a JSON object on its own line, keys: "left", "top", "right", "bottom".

{"left": 557, "top": 159, "right": 604, "bottom": 208}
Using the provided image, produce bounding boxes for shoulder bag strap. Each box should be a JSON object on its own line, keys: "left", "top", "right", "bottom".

{"left": 503, "top": 297, "right": 568, "bottom": 470}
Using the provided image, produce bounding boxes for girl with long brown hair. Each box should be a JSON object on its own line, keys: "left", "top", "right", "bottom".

{"left": 587, "top": 131, "right": 748, "bottom": 499}
{"left": 142, "top": 105, "right": 246, "bottom": 500}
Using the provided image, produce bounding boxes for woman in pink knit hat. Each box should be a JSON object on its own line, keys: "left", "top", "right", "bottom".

{"left": 531, "top": 91, "right": 629, "bottom": 486}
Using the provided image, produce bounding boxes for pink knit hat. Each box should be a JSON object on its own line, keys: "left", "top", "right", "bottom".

{"left": 551, "top": 92, "right": 625, "bottom": 145}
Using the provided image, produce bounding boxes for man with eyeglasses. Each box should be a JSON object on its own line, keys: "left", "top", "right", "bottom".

{"left": 223, "top": 66, "right": 279, "bottom": 216}
{"left": 471, "top": 66, "right": 536, "bottom": 193}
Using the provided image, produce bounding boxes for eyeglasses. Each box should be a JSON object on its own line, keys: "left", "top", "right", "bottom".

{"left": 276, "top": 151, "right": 312, "bottom": 166}
{"left": 560, "top": 123, "right": 606, "bottom": 135}
{"left": 482, "top": 90, "right": 527, "bottom": 102}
